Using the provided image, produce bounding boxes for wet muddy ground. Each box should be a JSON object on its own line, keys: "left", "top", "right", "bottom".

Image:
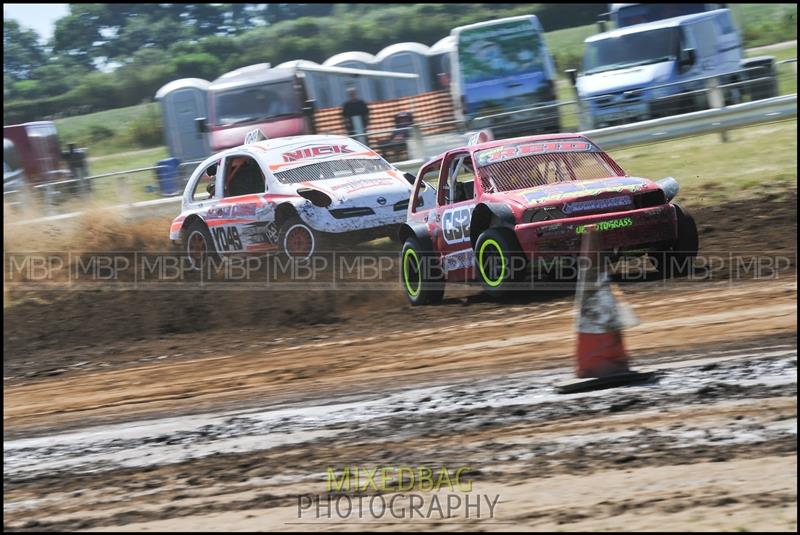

{"left": 4, "top": 340, "right": 797, "bottom": 531}
{"left": 3, "top": 190, "right": 797, "bottom": 531}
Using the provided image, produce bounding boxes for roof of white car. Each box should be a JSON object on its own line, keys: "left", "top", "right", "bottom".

{"left": 218, "top": 134, "right": 377, "bottom": 169}
{"left": 248, "top": 134, "right": 354, "bottom": 152}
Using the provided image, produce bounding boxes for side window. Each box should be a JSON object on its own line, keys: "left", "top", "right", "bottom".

{"left": 681, "top": 27, "right": 696, "bottom": 53}
{"left": 224, "top": 155, "right": 266, "bottom": 197}
{"left": 192, "top": 160, "right": 221, "bottom": 201}
{"left": 411, "top": 160, "right": 442, "bottom": 212}
{"left": 692, "top": 21, "right": 717, "bottom": 59}
{"left": 717, "top": 11, "right": 735, "bottom": 35}
{"left": 441, "top": 154, "right": 476, "bottom": 205}
{"left": 451, "top": 155, "right": 476, "bottom": 203}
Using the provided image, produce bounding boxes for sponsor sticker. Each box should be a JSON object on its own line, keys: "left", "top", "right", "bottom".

{"left": 562, "top": 195, "right": 632, "bottom": 214}
{"left": 522, "top": 178, "right": 647, "bottom": 205}
{"left": 441, "top": 205, "right": 474, "bottom": 245}
{"left": 476, "top": 141, "right": 592, "bottom": 167}
{"left": 575, "top": 217, "right": 634, "bottom": 234}
{"left": 282, "top": 145, "right": 354, "bottom": 162}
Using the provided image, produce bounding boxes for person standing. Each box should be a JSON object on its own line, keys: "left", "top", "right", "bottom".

{"left": 342, "top": 87, "right": 370, "bottom": 141}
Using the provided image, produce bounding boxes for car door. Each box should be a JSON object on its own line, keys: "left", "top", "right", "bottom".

{"left": 434, "top": 151, "right": 479, "bottom": 280}
{"left": 208, "top": 153, "right": 273, "bottom": 254}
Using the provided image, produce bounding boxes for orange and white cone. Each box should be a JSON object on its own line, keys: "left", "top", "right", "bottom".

{"left": 573, "top": 225, "right": 640, "bottom": 378}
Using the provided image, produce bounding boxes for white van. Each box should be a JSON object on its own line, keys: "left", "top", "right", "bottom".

{"left": 573, "top": 9, "right": 778, "bottom": 128}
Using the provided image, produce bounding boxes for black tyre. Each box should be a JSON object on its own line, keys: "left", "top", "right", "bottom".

{"left": 401, "top": 237, "right": 444, "bottom": 305}
{"left": 183, "top": 220, "right": 218, "bottom": 271}
{"left": 474, "top": 227, "right": 527, "bottom": 297}
{"left": 278, "top": 216, "right": 323, "bottom": 260}
{"left": 653, "top": 204, "right": 699, "bottom": 279}
{"left": 746, "top": 62, "right": 778, "bottom": 101}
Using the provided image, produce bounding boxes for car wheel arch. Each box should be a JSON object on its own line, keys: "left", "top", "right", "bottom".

{"left": 180, "top": 214, "right": 206, "bottom": 240}
{"left": 275, "top": 202, "right": 300, "bottom": 228}
{"left": 470, "top": 203, "right": 516, "bottom": 249}
{"left": 399, "top": 223, "right": 434, "bottom": 250}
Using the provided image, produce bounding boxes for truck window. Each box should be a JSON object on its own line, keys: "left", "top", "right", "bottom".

{"left": 716, "top": 11, "right": 736, "bottom": 34}
{"left": 455, "top": 17, "right": 552, "bottom": 118}
{"left": 615, "top": 4, "right": 708, "bottom": 27}
{"left": 583, "top": 27, "right": 679, "bottom": 75}
{"left": 213, "top": 81, "right": 299, "bottom": 127}
{"left": 692, "top": 21, "right": 718, "bottom": 59}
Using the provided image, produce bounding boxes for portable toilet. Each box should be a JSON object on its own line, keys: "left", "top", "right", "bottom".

{"left": 323, "top": 51, "right": 381, "bottom": 103}
{"left": 155, "top": 78, "right": 211, "bottom": 162}
{"left": 376, "top": 42, "right": 434, "bottom": 98}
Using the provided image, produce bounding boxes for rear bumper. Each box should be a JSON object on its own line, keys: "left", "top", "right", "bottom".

{"left": 514, "top": 204, "right": 677, "bottom": 259}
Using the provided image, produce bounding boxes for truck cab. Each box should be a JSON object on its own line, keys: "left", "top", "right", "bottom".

{"left": 575, "top": 9, "right": 773, "bottom": 129}
{"left": 450, "top": 15, "right": 561, "bottom": 138}
{"left": 198, "top": 65, "right": 313, "bottom": 152}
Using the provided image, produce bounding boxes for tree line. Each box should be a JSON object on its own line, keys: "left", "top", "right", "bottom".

{"left": 4, "top": 3, "right": 606, "bottom": 124}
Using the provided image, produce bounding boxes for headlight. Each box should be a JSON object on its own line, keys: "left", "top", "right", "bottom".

{"left": 522, "top": 206, "right": 566, "bottom": 223}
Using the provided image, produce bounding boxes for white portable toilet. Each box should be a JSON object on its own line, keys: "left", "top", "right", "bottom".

{"left": 155, "top": 78, "right": 211, "bottom": 162}
{"left": 323, "top": 51, "right": 381, "bottom": 103}
{"left": 376, "top": 42, "right": 434, "bottom": 98}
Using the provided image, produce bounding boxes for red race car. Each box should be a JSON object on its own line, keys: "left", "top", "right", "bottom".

{"left": 399, "top": 133, "right": 699, "bottom": 305}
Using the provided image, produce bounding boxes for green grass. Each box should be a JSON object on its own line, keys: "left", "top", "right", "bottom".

{"left": 54, "top": 102, "right": 162, "bottom": 157}
{"left": 610, "top": 119, "right": 797, "bottom": 204}
{"left": 88, "top": 146, "right": 169, "bottom": 176}
{"left": 545, "top": 23, "right": 597, "bottom": 71}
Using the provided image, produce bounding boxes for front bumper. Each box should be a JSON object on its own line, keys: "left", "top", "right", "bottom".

{"left": 298, "top": 202, "right": 409, "bottom": 235}
{"left": 514, "top": 203, "right": 677, "bottom": 259}
{"left": 589, "top": 101, "right": 651, "bottom": 127}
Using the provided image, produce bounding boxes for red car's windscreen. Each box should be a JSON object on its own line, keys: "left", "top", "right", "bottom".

{"left": 475, "top": 140, "right": 626, "bottom": 192}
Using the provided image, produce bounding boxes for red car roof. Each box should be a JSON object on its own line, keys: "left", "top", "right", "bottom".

{"left": 429, "top": 133, "right": 593, "bottom": 162}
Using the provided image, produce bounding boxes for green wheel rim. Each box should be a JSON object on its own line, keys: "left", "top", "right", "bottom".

{"left": 403, "top": 247, "right": 422, "bottom": 297}
{"left": 478, "top": 238, "right": 506, "bottom": 287}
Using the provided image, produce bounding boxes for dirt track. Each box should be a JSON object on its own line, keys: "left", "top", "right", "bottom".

{"left": 3, "top": 192, "right": 798, "bottom": 531}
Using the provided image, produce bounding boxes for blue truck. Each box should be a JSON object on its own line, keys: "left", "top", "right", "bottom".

{"left": 450, "top": 15, "right": 561, "bottom": 137}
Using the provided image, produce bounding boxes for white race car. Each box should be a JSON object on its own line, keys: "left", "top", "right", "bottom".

{"left": 170, "top": 134, "right": 417, "bottom": 264}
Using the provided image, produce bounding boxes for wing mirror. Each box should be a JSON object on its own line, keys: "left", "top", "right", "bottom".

{"left": 565, "top": 68, "right": 578, "bottom": 87}
{"left": 403, "top": 172, "right": 416, "bottom": 185}
{"left": 679, "top": 48, "right": 696, "bottom": 72}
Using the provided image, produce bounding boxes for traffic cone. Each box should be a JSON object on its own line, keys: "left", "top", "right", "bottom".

{"left": 557, "top": 225, "right": 653, "bottom": 394}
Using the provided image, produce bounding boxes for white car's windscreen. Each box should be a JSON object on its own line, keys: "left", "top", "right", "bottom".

{"left": 274, "top": 158, "right": 393, "bottom": 184}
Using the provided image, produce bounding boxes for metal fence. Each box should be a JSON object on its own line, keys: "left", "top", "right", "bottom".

{"left": 4, "top": 61, "right": 797, "bottom": 225}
